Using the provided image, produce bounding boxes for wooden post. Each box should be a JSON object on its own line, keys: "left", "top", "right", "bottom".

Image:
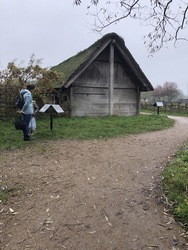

{"left": 50, "top": 109, "right": 53, "bottom": 130}
{"left": 109, "top": 41, "right": 115, "bottom": 115}
{"left": 136, "top": 86, "right": 140, "bottom": 115}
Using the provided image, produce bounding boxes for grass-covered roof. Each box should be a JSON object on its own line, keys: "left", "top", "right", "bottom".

{"left": 50, "top": 36, "right": 105, "bottom": 84}
{"left": 51, "top": 33, "right": 153, "bottom": 91}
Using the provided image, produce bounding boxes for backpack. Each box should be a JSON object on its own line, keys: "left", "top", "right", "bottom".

{"left": 15, "top": 93, "right": 25, "bottom": 110}
{"left": 14, "top": 116, "right": 24, "bottom": 130}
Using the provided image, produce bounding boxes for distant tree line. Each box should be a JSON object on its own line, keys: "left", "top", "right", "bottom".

{"left": 141, "top": 81, "right": 188, "bottom": 114}
{"left": 141, "top": 81, "right": 184, "bottom": 104}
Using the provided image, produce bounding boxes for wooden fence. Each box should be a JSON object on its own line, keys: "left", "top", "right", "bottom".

{"left": 141, "top": 102, "right": 188, "bottom": 114}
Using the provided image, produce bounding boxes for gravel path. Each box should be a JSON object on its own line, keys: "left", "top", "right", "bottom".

{"left": 1, "top": 116, "right": 188, "bottom": 250}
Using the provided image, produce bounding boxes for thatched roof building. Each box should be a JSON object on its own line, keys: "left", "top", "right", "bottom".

{"left": 51, "top": 33, "right": 154, "bottom": 117}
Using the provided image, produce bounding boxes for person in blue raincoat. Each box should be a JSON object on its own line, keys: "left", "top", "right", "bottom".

{"left": 19, "top": 84, "right": 35, "bottom": 141}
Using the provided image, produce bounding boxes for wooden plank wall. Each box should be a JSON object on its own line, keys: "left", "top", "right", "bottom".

{"left": 70, "top": 44, "right": 140, "bottom": 117}
{"left": 113, "top": 62, "right": 137, "bottom": 116}
{"left": 71, "top": 61, "right": 109, "bottom": 117}
{"left": 70, "top": 58, "right": 138, "bottom": 117}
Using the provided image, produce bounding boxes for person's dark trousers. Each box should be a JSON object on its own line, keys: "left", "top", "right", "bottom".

{"left": 23, "top": 114, "right": 32, "bottom": 140}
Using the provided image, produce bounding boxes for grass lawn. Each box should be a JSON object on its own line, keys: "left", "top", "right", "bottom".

{"left": 0, "top": 114, "right": 174, "bottom": 151}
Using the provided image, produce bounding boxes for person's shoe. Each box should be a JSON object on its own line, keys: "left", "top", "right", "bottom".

{"left": 24, "top": 137, "right": 33, "bottom": 141}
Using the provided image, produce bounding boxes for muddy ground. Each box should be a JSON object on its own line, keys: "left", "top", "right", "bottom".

{"left": 1, "top": 116, "right": 188, "bottom": 250}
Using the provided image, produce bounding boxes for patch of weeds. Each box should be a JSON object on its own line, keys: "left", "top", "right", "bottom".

{"left": 0, "top": 183, "right": 24, "bottom": 203}
{"left": 162, "top": 144, "right": 188, "bottom": 230}
{"left": 0, "top": 191, "right": 9, "bottom": 202}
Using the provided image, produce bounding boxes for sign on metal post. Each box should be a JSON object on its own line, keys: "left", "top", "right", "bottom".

{"left": 39, "top": 104, "right": 64, "bottom": 130}
{"left": 153, "top": 102, "right": 164, "bottom": 115}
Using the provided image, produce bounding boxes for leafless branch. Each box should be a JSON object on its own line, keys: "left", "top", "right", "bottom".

{"left": 74, "top": 0, "right": 188, "bottom": 53}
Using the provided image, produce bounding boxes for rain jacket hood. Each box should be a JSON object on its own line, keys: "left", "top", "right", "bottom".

{"left": 20, "top": 89, "right": 34, "bottom": 115}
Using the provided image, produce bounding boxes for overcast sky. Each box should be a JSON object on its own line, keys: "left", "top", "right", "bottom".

{"left": 0, "top": 0, "right": 188, "bottom": 95}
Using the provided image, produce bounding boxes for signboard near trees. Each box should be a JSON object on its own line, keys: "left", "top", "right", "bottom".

{"left": 141, "top": 81, "right": 183, "bottom": 104}
{"left": 141, "top": 81, "right": 187, "bottom": 114}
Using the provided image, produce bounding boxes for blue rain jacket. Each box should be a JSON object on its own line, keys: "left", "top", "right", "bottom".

{"left": 20, "top": 89, "right": 34, "bottom": 115}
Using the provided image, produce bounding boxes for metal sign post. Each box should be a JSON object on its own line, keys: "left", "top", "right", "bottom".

{"left": 153, "top": 102, "right": 164, "bottom": 115}
{"left": 39, "top": 104, "right": 64, "bottom": 130}
{"left": 50, "top": 108, "right": 53, "bottom": 130}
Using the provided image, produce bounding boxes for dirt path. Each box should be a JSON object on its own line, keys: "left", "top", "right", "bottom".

{"left": 1, "top": 116, "right": 188, "bottom": 250}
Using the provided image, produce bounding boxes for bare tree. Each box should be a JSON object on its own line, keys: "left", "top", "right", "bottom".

{"left": 150, "top": 81, "right": 181, "bottom": 102}
{"left": 163, "top": 81, "right": 180, "bottom": 102}
{"left": 152, "top": 85, "right": 165, "bottom": 101}
{"left": 74, "top": 0, "right": 188, "bottom": 53}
